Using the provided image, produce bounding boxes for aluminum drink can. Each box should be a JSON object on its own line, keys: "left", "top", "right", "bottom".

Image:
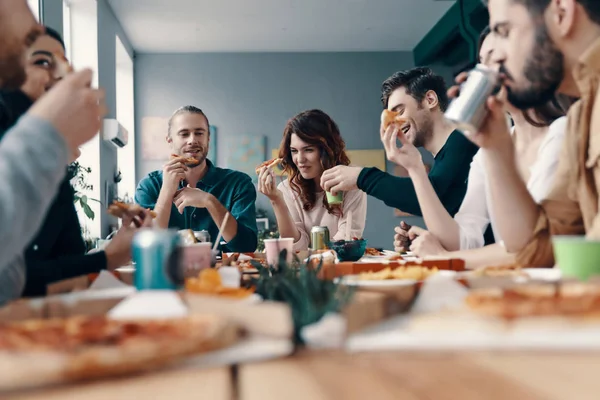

{"left": 310, "top": 226, "right": 330, "bottom": 251}
{"left": 444, "top": 64, "right": 500, "bottom": 135}
{"left": 132, "top": 229, "right": 184, "bottom": 290}
{"left": 194, "top": 230, "right": 211, "bottom": 243}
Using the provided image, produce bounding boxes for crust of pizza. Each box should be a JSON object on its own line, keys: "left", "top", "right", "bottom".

{"left": 466, "top": 282, "right": 600, "bottom": 319}
{"left": 107, "top": 201, "right": 157, "bottom": 219}
{"left": 381, "top": 109, "right": 408, "bottom": 131}
{"left": 0, "top": 314, "right": 238, "bottom": 391}
{"left": 171, "top": 154, "right": 200, "bottom": 165}
{"left": 364, "top": 248, "right": 384, "bottom": 256}
{"left": 255, "top": 158, "right": 282, "bottom": 174}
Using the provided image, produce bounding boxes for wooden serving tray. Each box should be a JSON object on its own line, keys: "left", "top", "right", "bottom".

{"left": 319, "top": 258, "right": 466, "bottom": 280}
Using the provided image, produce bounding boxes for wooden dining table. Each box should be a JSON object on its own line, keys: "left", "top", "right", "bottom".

{"left": 10, "top": 350, "right": 600, "bottom": 400}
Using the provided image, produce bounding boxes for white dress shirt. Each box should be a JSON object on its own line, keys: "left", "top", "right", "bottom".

{"left": 455, "top": 116, "right": 567, "bottom": 250}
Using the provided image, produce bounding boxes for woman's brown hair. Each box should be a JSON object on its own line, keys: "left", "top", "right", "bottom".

{"left": 278, "top": 109, "right": 350, "bottom": 215}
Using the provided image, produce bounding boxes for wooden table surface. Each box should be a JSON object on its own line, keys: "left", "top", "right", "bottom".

{"left": 239, "top": 351, "right": 600, "bottom": 400}
{"left": 11, "top": 366, "right": 232, "bottom": 400}
{"left": 7, "top": 350, "right": 600, "bottom": 399}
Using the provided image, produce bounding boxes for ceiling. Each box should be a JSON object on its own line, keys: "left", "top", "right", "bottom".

{"left": 107, "top": 0, "right": 455, "bottom": 53}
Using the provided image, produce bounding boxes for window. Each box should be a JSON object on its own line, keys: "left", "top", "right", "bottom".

{"left": 62, "top": 0, "right": 71, "bottom": 58}
{"left": 27, "top": 0, "right": 40, "bottom": 21}
{"left": 116, "top": 35, "right": 135, "bottom": 201}
{"left": 62, "top": 0, "right": 101, "bottom": 241}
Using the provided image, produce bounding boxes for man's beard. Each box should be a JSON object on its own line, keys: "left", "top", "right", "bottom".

{"left": 412, "top": 113, "right": 433, "bottom": 148}
{"left": 0, "top": 51, "right": 26, "bottom": 89}
{"left": 188, "top": 147, "right": 208, "bottom": 168}
{"left": 504, "top": 23, "right": 564, "bottom": 110}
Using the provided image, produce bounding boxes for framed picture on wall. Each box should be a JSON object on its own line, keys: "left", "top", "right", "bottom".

{"left": 140, "top": 117, "right": 169, "bottom": 160}
{"left": 223, "top": 135, "right": 266, "bottom": 183}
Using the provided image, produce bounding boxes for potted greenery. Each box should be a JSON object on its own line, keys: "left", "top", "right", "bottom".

{"left": 68, "top": 161, "right": 101, "bottom": 251}
{"left": 249, "top": 251, "right": 354, "bottom": 345}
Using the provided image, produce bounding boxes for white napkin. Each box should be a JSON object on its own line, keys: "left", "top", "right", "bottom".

{"left": 300, "top": 313, "right": 346, "bottom": 349}
{"left": 411, "top": 273, "right": 469, "bottom": 314}
{"left": 218, "top": 267, "right": 241, "bottom": 288}
{"left": 108, "top": 290, "right": 188, "bottom": 319}
{"left": 88, "top": 270, "right": 131, "bottom": 290}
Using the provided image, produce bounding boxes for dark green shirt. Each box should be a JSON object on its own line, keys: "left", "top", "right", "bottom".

{"left": 135, "top": 160, "right": 258, "bottom": 252}
{"left": 357, "top": 130, "right": 479, "bottom": 217}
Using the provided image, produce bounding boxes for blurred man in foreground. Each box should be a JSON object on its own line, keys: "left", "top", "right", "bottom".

{"left": 0, "top": 0, "right": 107, "bottom": 303}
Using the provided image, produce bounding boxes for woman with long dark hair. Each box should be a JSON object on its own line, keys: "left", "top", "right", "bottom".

{"left": 390, "top": 26, "right": 574, "bottom": 268}
{"left": 257, "top": 109, "right": 367, "bottom": 250}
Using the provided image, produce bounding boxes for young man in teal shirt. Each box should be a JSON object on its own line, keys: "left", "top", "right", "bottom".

{"left": 135, "top": 106, "right": 258, "bottom": 252}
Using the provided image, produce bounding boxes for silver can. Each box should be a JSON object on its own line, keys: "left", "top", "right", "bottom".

{"left": 132, "top": 229, "right": 184, "bottom": 290}
{"left": 310, "top": 226, "right": 330, "bottom": 251}
{"left": 194, "top": 230, "right": 211, "bottom": 243}
{"left": 444, "top": 64, "right": 499, "bottom": 135}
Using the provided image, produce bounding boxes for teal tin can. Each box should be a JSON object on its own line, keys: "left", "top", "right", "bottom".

{"left": 132, "top": 229, "right": 184, "bottom": 290}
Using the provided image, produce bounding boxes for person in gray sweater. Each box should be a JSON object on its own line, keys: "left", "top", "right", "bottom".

{"left": 0, "top": 0, "right": 108, "bottom": 304}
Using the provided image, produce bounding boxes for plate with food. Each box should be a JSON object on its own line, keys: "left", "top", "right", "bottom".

{"left": 185, "top": 269, "right": 256, "bottom": 299}
{"left": 465, "top": 281, "right": 600, "bottom": 319}
{"left": 522, "top": 268, "right": 561, "bottom": 281}
{"left": 359, "top": 249, "right": 401, "bottom": 261}
{"left": 462, "top": 265, "right": 561, "bottom": 282}
{"left": 334, "top": 266, "right": 451, "bottom": 287}
{"left": 222, "top": 252, "right": 267, "bottom": 273}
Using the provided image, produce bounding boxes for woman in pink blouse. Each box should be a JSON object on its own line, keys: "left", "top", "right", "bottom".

{"left": 257, "top": 109, "right": 367, "bottom": 251}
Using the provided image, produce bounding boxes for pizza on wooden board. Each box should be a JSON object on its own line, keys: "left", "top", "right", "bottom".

{"left": 0, "top": 314, "right": 238, "bottom": 391}
{"left": 466, "top": 281, "right": 600, "bottom": 319}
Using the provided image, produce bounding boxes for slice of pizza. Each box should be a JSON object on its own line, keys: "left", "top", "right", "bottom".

{"left": 466, "top": 281, "right": 600, "bottom": 319}
{"left": 381, "top": 109, "right": 408, "bottom": 131}
{"left": 107, "top": 201, "right": 157, "bottom": 220}
{"left": 171, "top": 153, "right": 200, "bottom": 165}
{"left": 255, "top": 158, "right": 283, "bottom": 174}
{"left": 0, "top": 314, "right": 239, "bottom": 391}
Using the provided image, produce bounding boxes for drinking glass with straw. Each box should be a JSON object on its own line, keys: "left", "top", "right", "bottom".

{"left": 212, "top": 212, "right": 230, "bottom": 252}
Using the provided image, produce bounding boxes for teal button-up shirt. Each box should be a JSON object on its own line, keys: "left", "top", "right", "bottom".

{"left": 135, "top": 160, "right": 258, "bottom": 252}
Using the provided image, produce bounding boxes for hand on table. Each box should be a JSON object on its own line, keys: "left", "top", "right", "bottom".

{"left": 393, "top": 221, "right": 413, "bottom": 252}
{"left": 407, "top": 226, "right": 448, "bottom": 257}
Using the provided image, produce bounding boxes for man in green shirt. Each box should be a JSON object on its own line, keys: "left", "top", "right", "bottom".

{"left": 135, "top": 106, "right": 258, "bottom": 252}
{"left": 321, "top": 67, "right": 479, "bottom": 218}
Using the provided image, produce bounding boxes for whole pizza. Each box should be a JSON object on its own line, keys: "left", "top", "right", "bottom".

{"left": 0, "top": 314, "right": 238, "bottom": 391}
